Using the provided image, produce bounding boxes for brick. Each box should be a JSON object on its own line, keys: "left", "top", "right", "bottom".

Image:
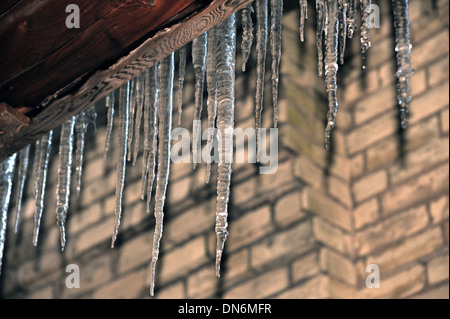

{"left": 354, "top": 205, "right": 429, "bottom": 256}
{"left": 294, "top": 156, "right": 325, "bottom": 189}
{"left": 353, "top": 198, "right": 379, "bottom": 230}
{"left": 118, "top": 233, "right": 153, "bottom": 273}
{"left": 367, "top": 227, "right": 443, "bottom": 274}
{"left": 75, "top": 216, "right": 115, "bottom": 254}
{"left": 411, "top": 30, "right": 449, "bottom": 70}
{"left": 167, "top": 177, "right": 191, "bottom": 204}
{"left": 378, "top": 60, "right": 396, "bottom": 89}
{"left": 344, "top": 68, "right": 379, "bottom": 105}
{"left": 427, "top": 254, "right": 449, "bottom": 284}
{"left": 291, "top": 252, "right": 320, "bottom": 283}
{"left": 389, "top": 137, "right": 449, "bottom": 185}
{"left": 381, "top": 164, "right": 449, "bottom": 214}
{"left": 313, "top": 218, "right": 353, "bottom": 255}
{"left": 347, "top": 111, "right": 398, "bottom": 155}
{"left": 275, "top": 191, "right": 305, "bottom": 227}
{"left": 359, "top": 264, "right": 426, "bottom": 299}
{"left": 223, "top": 249, "right": 249, "bottom": 285}
{"left": 224, "top": 267, "right": 289, "bottom": 299}
{"left": 29, "top": 286, "right": 54, "bottom": 299}
{"left": 442, "top": 108, "right": 449, "bottom": 133}
{"left": 353, "top": 170, "right": 388, "bottom": 203}
{"left": 187, "top": 266, "right": 217, "bottom": 298}
{"left": 232, "top": 178, "right": 257, "bottom": 207}
{"left": 412, "top": 284, "right": 449, "bottom": 299}
{"left": 275, "top": 275, "right": 329, "bottom": 299}
{"left": 320, "top": 248, "right": 356, "bottom": 286}
{"left": 409, "top": 81, "right": 449, "bottom": 125}
{"left": 430, "top": 195, "right": 449, "bottom": 224}
{"left": 124, "top": 179, "right": 144, "bottom": 206}
{"left": 353, "top": 86, "right": 396, "bottom": 126}
{"left": 155, "top": 281, "right": 185, "bottom": 299}
{"left": 366, "top": 115, "right": 440, "bottom": 171}
{"left": 80, "top": 170, "right": 116, "bottom": 207}
{"left": 69, "top": 202, "right": 102, "bottom": 235}
{"left": 158, "top": 236, "right": 207, "bottom": 284}
{"left": 227, "top": 206, "right": 273, "bottom": 252}
{"left": 428, "top": 56, "right": 449, "bottom": 87}
{"left": 251, "top": 221, "right": 313, "bottom": 269}
{"left": 350, "top": 154, "right": 365, "bottom": 180}
{"left": 303, "top": 188, "right": 352, "bottom": 231}
{"left": 92, "top": 269, "right": 146, "bottom": 299}
{"left": 328, "top": 176, "right": 353, "bottom": 208}
{"left": 329, "top": 277, "right": 356, "bottom": 299}
{"left": 83, "top": 156, "right": 105, "bottom": 184}
{"left": 410, "top": 68, "right": 428, "bottom": 97}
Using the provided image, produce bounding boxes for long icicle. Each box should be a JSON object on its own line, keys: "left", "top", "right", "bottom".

{"left": 324, "top": 0, "right": 339, "bottom": 150}
{"left": 241, "top": 4, "right": 254, "bottom": 72}
{"left": 142, "top": 64, "right": 160, "bottom": 201}
{"left": 338, "top": 0, "right": 349, "bottom": 65}
{"left": 55, "top": 117, "right": 75, "bottom": 251}
{"left": 206, "top": 26, "right": 218, "bottom": 183}
{"left": 14, "top": 145, "right": 30, "bottom": 233}
{"left": 299, "top": 0, "right": 308, "bottom": 42}
{"left": 360, "top": 0, "right": 372, "bottom": 69}
{"left": 270, "top": 0, "right": 283, "bottom": 128}
{"left": 315, "top": 0, "right": 326, "bottom": 76}
{"left": 177, "top": 46, "right": 187, "bottom": 125}
{"left": 0, "top": 154, "right": 17, "bottom": 275}
{"left": 104, "top": 92, "right": 115, "bottom": 160}
{"left": 127, "top": 78, "right": 137, "bottom": 162}
{"left": 255, "top": 0, "right": 268, "bottom": 162}
{"left": 347, "top": 0, "right": 357, "bottom": 39}
{"left": 192, "top": 32, "right": 208, "bottom": 169}
{"left": 133, "top": 73, "right": 145, "bottom": 166}
{"left": 215, "top": 14, "right": 236, "bottom": 278}
{"left": 33, "top": 131, "right": 53, "bottom": 246}
{"left": 111, "top": 82, "right": 130, "bottom": 248}
{"left": 150, "top": 53, "right": 174, "bottom": 296}
{"left": 392, "top": 0, "right": 413, "bottom": 129}
{"left": 75, "top": 112, "right": 87, "bottom": 198}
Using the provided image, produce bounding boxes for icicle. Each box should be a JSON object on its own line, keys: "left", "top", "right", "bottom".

{"left": 104, "top": 92, "right": 115, "bottom": 161}
{"left": 255, "top": 0, "right": 268, "bottom": 162}
{"left": 214, "top": 14, "right": 236, "bottom": 278}
{"left": 33, "top": 131, "right": 53, "bottom": 246}
{"left": 32, "top": 139, "right": 41, "bottom": 197}
{"left": 85, "top": 104, "right": 97, "bottom": 131}
{"left": 338, "top": 0, "right": 349, "bottom": 65}
{"left": 177, "top": 46, "right": 187, "bottom": 125}
{"left": 111, "top": 82, "right": 130, "bottom": 248}
{"left": 0, "top": 154, "right": 17, "bottom": 275}
{"left": 142, "top": 64, "right": 160, "bottom": 202}
{"left": 192, "top": 32, "right": 208, "bottom": 170}
{"left": 299, "top": 0, "right": 308, "bottom": 42}
{"left": 315, "top": 0, "right": 326, "bottom": 77}
{"left": 150, "top": 53, "right": 174, "bottom": 296}
{"left": 347, "top": 0, "right": 357, "bottom": 39}
{"left": 127, "top": 78, "right": 137, "bottom": 162}
{"left": 360, "top": 0, "right": 372, "bottom": 69}
{"left": 205, "top": 26, "right": 218, "bottom": 183}
{"left": 14, "top": 145, "right": 30, "bottom": 233}
{"left": 75, "top": 112, "right": 87, "bottom": 198}
{"left": 55, "top": 117, "right": 75, "bottom": 251}
{"left": 133, "top": 73, "right": 145, "bottom": 166}
{"left": 241, "top": 4, "right": 254, "bottom": 72}
{"left": 393, "top": 0, "right": 413, "bottom": 129}
{"left": 324, "top": 0, "right": 339, "bottom": 151}
{"left": 270, "top": 0, "right": 283, "bottom": 128}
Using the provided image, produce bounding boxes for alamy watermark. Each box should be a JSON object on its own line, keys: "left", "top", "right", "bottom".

{"left": 65, "top": 264, "right": 80, "bottom": 289}
{"left": 365, "top": 264, "right": 380, "bottom": 288}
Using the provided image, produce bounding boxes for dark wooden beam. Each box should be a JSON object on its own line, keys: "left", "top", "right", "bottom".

{"left": 0, "top": 0, "right": 255, "bottom": 159}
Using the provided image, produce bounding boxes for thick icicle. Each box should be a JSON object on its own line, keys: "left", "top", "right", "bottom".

{"left": 127, "top": 78, "right": 137, "bottom": 162}
{"left": 0, "top": 154, "right": 17, "bottom": 275}
{"left": 14, "top": 145, "right": 30, "bottom": 233}
{"left": 33, "top": 131, "right": 53, "bottom": 246}
{"left": 150, "top": 53, "right": 174, "bottom": 296}
{"left": 393, "top": 0, "right": 413, "bottom": 129}
{"left": 324, "top": 0, "right": 339, "bottom": 151}
{"left": 214, "top": 14, "right": 236, "bottom": 278}
{"left": 142, "top": 64, "right": 160, "bottom": 202}
{"left": 255, "top": 0, "right": 268, "bottom": 162}
{"left": 299, "top": 0, "right": 308, "bottom": 42}
{"left": 347, "top": 0, "right": 357, "bottom": 39}
{"left": 104, "top": 92, "right": 115, "bottom": 160}
{"left": 360, "top": 0, "right": 372, "bottom": 68}
{"left": 205, "top": 26, "right": 218, "bottom": 183}
{"left": 133, "top": 73, "right": 145, "bottom": 166}
{"left": 241, "top": 4, "right": 254, "bottom": 72}
{"left": 192, "top": 32, "right": 208, "bottom": 169}
{"left": 338, "top": 0, "right": 349, "bottom": 65}
{"left": 177, "top": 46, "right": 187, "bottom": 125}
{"left": 55, "top": 117, "right": 75, "bottom": 251}
{"left": 270, "top": 0, "right": 283, "bottom": 128}
{"left": 111, "top": 82, "right": 130, "bottom": 248}
{"left": 75, "top": 112, "right": 87, "bottom": 198}
{"left": 315, "top": 0, "right": 326, "bottom": 77}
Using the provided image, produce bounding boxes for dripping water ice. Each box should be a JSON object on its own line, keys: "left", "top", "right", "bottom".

{"left": 177, "top": 46, "right": 187, "bottom": 125}
{"left": 133, "top": 73, "right": 146, "bottom": 166}
{"left": 75, "top": 112, "right": 87, "bottom": 198}
{"left": 14, "top": 145, "right": 30, "bottom": 233}
{"left": 270, "top": 0, "right": 283, "bottom": 128}
{"left": 104, "top": 92, "right": 115, "bottom": 160}
{"left": 299, "top": 0, "right": 308, "bottom": 42}
{"left": 241, "top": 4, "right": 254, "bottom": 72}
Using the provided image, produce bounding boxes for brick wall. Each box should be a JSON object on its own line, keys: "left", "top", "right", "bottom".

{"left": 0, "top": 0, "right": 448, "bottom": 299}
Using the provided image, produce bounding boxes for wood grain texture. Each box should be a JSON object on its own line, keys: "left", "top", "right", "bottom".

{"left": 0, "top": 0, "right": 22, "bottom": 16}
{"left": 0, "top": 0, "right": 255, "bottom": 159}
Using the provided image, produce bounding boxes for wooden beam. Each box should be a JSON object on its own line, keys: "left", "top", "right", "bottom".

{"left": 0, "top": 0, "right": 255, "bottom": 159}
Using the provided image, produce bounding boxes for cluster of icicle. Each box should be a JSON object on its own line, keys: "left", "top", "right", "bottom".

{"left": 0, "top": 0, "right": 413, "bottom": 294}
